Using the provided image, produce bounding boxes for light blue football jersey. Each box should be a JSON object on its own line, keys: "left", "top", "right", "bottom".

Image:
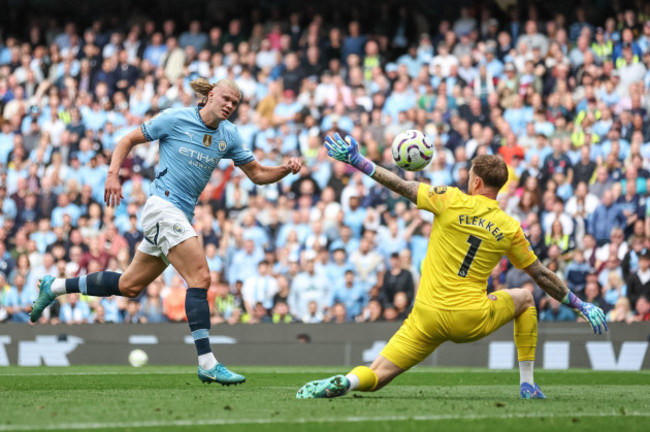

{"left": 141, "top": 106, "right": 254, "bottom": 220}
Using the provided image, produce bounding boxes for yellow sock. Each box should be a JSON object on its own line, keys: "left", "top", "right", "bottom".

{"left": 514, "top": 306, "right": 537, "bottom": 362}
{"left": 347, "top": 365, "right": 378, "bottom": 392}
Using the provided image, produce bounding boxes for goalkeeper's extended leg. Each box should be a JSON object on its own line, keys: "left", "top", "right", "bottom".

{"left": 511, "top": 289, "right": 545, "bottom": 399}
{"left": 296, "top": 355, "right": 403, "bottom": 399}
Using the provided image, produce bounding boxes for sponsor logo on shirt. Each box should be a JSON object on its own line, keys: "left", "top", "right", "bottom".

{"left": 179, "top": 147, "right": 220, "bottom": 170}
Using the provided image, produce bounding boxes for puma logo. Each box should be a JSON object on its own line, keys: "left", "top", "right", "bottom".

{"left": 184, "top": 131, "right": 193, "bottom": 142}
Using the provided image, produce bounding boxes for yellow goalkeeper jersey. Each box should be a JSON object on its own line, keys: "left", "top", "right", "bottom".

{"left": 416, "top": 184, "right": 537, "bottom": 310}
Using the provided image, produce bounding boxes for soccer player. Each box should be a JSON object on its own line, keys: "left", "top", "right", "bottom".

{"left": 30, "top": 78, "right": 301, "bottom": 385}
{"left": 296, "top": 134, "right": 607, "bottom": 400}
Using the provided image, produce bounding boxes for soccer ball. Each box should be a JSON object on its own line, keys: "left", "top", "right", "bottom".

{"left": 128, "top": 349, "right": 148, "bottom": 367}
{"left": 391, "top": 129, "right": 434, "bottom": 171}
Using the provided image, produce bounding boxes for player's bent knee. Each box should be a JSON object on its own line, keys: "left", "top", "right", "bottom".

{"left": 523, "top": 289, "right": 534, "bottom": 308}
{"left": 118, "top": 280, "right": 144, "bottom": 298}
{"left": 187, "top": 270, "right": 210, "bottom": 289}
{"left": 121, "top": 286, "right": 143, "bottom": 298}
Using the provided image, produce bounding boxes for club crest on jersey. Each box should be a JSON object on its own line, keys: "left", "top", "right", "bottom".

{"left": 172, "top": 223, "right": 185, "bottom": 234}
{"left": 218, "top": 140, "right": 227, "bottom": 151}
{"left": 202, "top": 134, "right": 212, "bottom": 147}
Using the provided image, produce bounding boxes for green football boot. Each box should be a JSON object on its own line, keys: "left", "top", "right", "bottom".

{"left": 296, "top": 374, "right": 350, "bottom": 399}
{"left": 30, "top": 275, "right": 56, "bottom": 323}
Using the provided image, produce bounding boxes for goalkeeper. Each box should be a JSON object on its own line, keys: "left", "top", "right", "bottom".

{"left": 296, "top": 134, "right": 607, "bottom": 400}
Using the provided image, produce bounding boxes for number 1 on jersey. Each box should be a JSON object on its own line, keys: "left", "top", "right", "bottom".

{"left": 458, "top": 235, "right": 482, "bottom": 277}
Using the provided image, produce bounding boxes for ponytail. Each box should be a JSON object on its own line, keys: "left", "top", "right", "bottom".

{"left": 189, "top": 78, "right": 214, "bottom": 106}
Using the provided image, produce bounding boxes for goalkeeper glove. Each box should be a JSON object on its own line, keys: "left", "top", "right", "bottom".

{"left": 562, "top": 291, "right": 608, "bottom": 335}
{"left": 324, "top": 133, "right": 376, "bottom": 176}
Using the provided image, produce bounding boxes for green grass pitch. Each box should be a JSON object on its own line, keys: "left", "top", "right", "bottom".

{"left": 1, "top": 366, "right": 649, "bottom": 432}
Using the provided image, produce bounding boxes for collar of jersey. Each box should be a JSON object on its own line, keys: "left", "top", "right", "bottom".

{"left": 194, "top": 106, "right": 219, "bottom": 131}
{"left": 474, "top": 193, "right": 498, "bottom": 205}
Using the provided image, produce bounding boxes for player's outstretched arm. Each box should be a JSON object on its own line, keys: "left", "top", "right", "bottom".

{"left": 238, "top": 158, "right": 302, "bottom": 185}
{"left": 523, "top": 259, "right": 607, "bottom": 334}
{"left": 325, "top": 133, "right": 419, "bottom": 204}
{"left": 105, "top": 127, "right": 148, "bottom": 208}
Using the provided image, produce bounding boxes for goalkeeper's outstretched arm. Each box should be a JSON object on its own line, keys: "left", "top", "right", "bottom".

{"left": 523, "top": 259, "right": 607, "bottom": 334}
{"left": 324, "top": 133, "right": 419, "bottom": 204}
{"left": 369, "top": 165, "right": 419, "bottom": 205}
{"left": 523, "top": 259, "right": 569, "bottom": 301}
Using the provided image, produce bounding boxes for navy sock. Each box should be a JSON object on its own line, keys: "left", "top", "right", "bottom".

{"left": 185, "top": 288, "right": 212, "bottom": 356}
{"left": 65, "top": 272, "right": 122, "bottom": 296}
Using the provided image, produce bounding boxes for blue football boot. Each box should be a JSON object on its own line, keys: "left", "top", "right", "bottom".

{"left": 198, "top": 364, "right": 246, "bottom": 386}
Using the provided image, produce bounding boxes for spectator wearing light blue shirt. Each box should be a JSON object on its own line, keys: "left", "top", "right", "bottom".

{"left": 330, "top": 270, "right": 367, "bottom": 321}
{"left": 253, "top": 117, "right": 277, "bottom": 152}
{"left": 51, "top": 194, "right": 82, "bottom": 228}
{"left": 328, "top": 225, "right": 360, "bottom": 258}
{"left": 59, "top": 293, "right": 92, "bottom": 324}
{"left": 588, "top": 190, "right": 627, "bottom": 246}
{"left": 483, "top": 49, "right": 503, "bottom": 78}
{"left": 242, "top": 261, "right": 278, "bottom": 313}
{"left": 178, "top": 21, "right": 208, "bottom": 52}
{"left": 100, "top": 297, "right": 122, "bottom": 323}
{"left": 597, "top": 81, "right": 620, "bottom": 107}
{"left": 121, "top": 173, "right": 152, "bottom": 205}
{"left": 30, "top": 219, "right": 57, "bottom": 254}
{"left": 205, "top": 243, "right": 223, "bottom": 273}
{"left": 320, "top": 109, "right": 354, "bottom": 134}
{"left": 1, "top": 273, "right": 34, "bottom": 322}
{"left": 228, "top": 239, "right": 264, "bottom": 284}
{"left": 273, "top": 90, "right": 303, "bottom": 129}
{"left": 276, "top": 211, "right": 310, "bottom": 247}
{"left": 377, "top": 220, "right": 408, "bottom": 261}
{"left": 410, "top": 222, "right": 430, "bottom": 271}
{"left": 241, "top": 212, "right": 270, "bottom": 250}
{"left": 143, "top": 33, "right": 168, "bottom": 67}
{"left": 76, "top": 139, "right": 96, "bottom": 165}
{"left": 0, "top": 38, "right": 12, "bottom": 65}
{"left": 397, "top": 45, "right": 424, "bottom": 78}
{"left": 324, "top": 248, "right": 354, "bottom": 288}
{"left": 0, "top": 122, "right": 14, "bottom": 165}
{"left": 343, "top": 195, "right": 367, "bottom": 239}
{"left": 0, "top": 183, "right": 17, "bottom": 221}
{"left": 503, "top": 95, "right": 534, "bottom": 136}
{"left": 382, "top": 80, "right": 417, "bottom": 120}
{"left": 598, "top": 134, "right": 630, "bottom": 162}
{"left": 414, "top": 39, "right": 433, "bottom": 66}
{"left": 81, "top": 102, "right": 108, "bottom": 132}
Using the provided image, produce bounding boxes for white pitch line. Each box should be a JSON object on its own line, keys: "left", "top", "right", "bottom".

{"left": 0, "top": 371, "right": 189, "bottom": 377}
{"left": 0, "top": 411, "right": 648, "bottom": 431}
{"left": 2, "top": 367, "right": 649, "bottom": 377}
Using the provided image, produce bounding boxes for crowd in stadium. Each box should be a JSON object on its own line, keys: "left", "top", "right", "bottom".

{"left": 1, "top": 2, "right": 650, "bottom": 325}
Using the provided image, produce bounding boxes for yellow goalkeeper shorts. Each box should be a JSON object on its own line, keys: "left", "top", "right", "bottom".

{"left": 380, "top": 290, "right": 516, "bottom": 370}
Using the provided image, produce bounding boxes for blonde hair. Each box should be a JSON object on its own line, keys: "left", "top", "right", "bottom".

{"left": 189, "top": 78, "right": 243, "bottom": 106}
